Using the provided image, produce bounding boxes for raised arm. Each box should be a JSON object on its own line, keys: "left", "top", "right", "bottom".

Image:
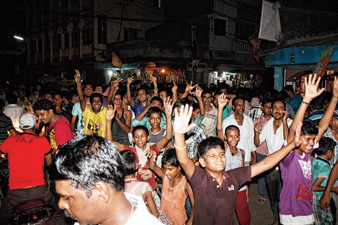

{"left": 107, "top": 78, "right": 123, "bottom": 106}
{"left": 157, "top": 97, "right": 173, "bottom": 150}
{"left": 149, "top": 154, "right": 165, "bottom": 179}
{"left": 251, "top": 122, "right": 302, "bottom": 178}
{"left": 192, "top": 86, "right": 204, "bottom": 117}
{"left": 134, "top": 103, "right": 152, "bottom": 121}
{"left": 217, "top": 93, "right": 228, "bottom": 140}
{"left": 173, "top": 104, "right": 197, "bottom": 178}
{"left": 150, "top": 75, "right": 158, "bottom": 97}
{"left": 320, "top": 161, "right": 338, "bottom": 210}
{"left": 287, "top": 74, "right": 324, "bottom": 144}
{"left": 106, "top": 105, "right": 124, "bottom": 151}
{"left": 254, "top": 122, "right": 262, "bottom": 147}
{"left": 172, "top": 81, "right": 178, "bottom": 104}
{"left": 317, "top": 76, "right": 338, "bottom": 141}
{"left": 126, "top": 76, "right": 135, "bottom": 108}
{"left": 186, "top": 182, "right": 194, "bottom": 225}
{"left": 74, "top": 69, "right": 86, "bottom": 112}
{"left": 181, "top": 81, "right": 197, "bottom": 99}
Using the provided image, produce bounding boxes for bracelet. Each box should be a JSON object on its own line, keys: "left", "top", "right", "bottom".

{"left": 153, "top": 89, "right": 158, "bottom": 92}
{"left": 174, "top": 144, "right": 186, "bottom": 150}
{"left": 302, "top": 101, "right": 309, "bottom": 105}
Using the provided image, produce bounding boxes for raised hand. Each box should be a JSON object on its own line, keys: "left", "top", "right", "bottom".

{"left": 332, "top": 76, "right": 338, "bottom": 99}
{"left": 174, "top": 104, "right": 196, "bottom": 135}
{"left": 112, "top": 78, "right": 123, "bottom": 89}
{"left": 74, "top": 69, "right": 81, "bottom": 83}
{"left": 172, "top": 81, "right": 178, "bottom": 93}
{"left": 294, "top": 122, "right": 302, "bottom": 147}
{"left": 106, "top": 105, "right": 116, "bottom": 120}
{"left": 217, "top": 93, "right": 228, "bottom": 109}
{"left": 185, "top": 81, "right": 198, "bottom": 94}
{"left": 192, "top": 86, "right": 203, "bottom": 98}
{"left": 127, "top": 76, "right": 134, "bottom": 86}
{"left": 149, "top": 74, "right": 157, "bottom": 84}
{"left": 304, "top": 74, "right": 325, "bottom": 101}
{"left": 164, "top": 97, "right": 173, "bottom": 116}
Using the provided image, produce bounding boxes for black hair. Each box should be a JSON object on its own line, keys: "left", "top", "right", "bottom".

{"left": 161, "top": 148, "right": 180, "bottom": 168}
{"left": 146, "top": 107, "right": 163, "bottom": 118}
{"left": 50, "top": 135, "right": 125, "bottom": 197}
{"left": 53, "top": 93, "right": 62, "bottom": 98}
{"left": 138, "top": 85, "right": 149, "bottom": 95}
{"left": 173, "top": 98, "right": 193, "bottom": 109}
{"left": 90, "top": 93, "right": 103, "bottom": 104}
{"left": 284, "top": 85, "right": 294, "bottom": 93}
{"left": 314, "top": 137, "right": 336, "bottom": 156}
{"left": 132, "top": 125, "right": 149, "bottom": 137}
{"left": 218, "top": 83, "right": 230, "bottom": 93}
{"left": 33, "top": 99, "right": 56, "bottom": 114}
{"left": 61, "top": 90, "right": 71, "bottom": 100}
{"left": 114, "top": 91, "right": 125, "bottom": 99}
{"left": 213, "top": 90, "right": 223, "bottom": 97}
{"left": 6, "top": 93, "right": 17, "bottom": 104}
{"left": 271, "top": 98, "right": 286, "bottom": 108}
{"left": 134, "top": 80, "right": 142, "bottom": 86}
{"left": 224, "top": 125, "right": 240, "bottom": 136}
{"left": 120, "top": 150, "right": 137, "bottom": 176}
{"left": 0, "top": 99, "right": 5, "bottom": 109}
{"left": 150, "top": 96, "right": 163, "bottom": 107}
{"left": 192, "top": 102, "right": 200, "bottom": 112}
{"left": 261, "top": 98, "right": 272, "bottom": 107}
{"left": 301, "top": 119, "right": 318, "bottom": 136}
{"left": 202, "top": 88, "right": 213, "bottom": 96}
{"left": 158, "top": 88, "right": 173, "bottom": 98}
{"left": 232, "top": 96, "right": 245, "bottom": 105}
{"left": 197, "top": 136, "right": 225, "bottom": 158}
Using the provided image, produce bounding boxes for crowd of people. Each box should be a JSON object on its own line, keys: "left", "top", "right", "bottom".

{"left": 0, "top": 71, "right": 338, "bottom": 225}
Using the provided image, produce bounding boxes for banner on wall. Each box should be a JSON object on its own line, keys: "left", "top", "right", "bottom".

{"left": 312, "top": 45, "right": 336, "bottom": 77}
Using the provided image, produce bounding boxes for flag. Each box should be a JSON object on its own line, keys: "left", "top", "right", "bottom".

{"left": 312, "top": 45, "right": 336, "bottom": 77}
{"left": 112, "top": 52, "right": 122, "bottom": 69}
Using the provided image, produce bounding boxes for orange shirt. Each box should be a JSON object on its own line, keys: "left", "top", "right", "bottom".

{"left": 160, "top": 176, "right": 188, "bottom": 225}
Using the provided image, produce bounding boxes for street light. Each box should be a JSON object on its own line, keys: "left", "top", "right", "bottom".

{"left": 13, "top": 35, "right": 24, "bottom": 41}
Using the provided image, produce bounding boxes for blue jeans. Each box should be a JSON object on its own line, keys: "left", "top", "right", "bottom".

{"left": 256, "top": 152, "right": 269, "bottom": 199}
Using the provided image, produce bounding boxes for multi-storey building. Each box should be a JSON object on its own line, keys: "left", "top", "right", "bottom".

{"left": 22, "top": 0, "right": 269, "bottom": 87}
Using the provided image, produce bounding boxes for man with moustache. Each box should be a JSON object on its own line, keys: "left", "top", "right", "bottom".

{"left": 254, "top": 98, "right": 293, "bottom": 225}
{"left": 222, "top": 96, "right": 255, "bottom": 166}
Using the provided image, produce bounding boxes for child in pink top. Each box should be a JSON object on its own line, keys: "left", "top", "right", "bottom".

{"left": 149, "top": 148, "right": 194, "bottom": 225}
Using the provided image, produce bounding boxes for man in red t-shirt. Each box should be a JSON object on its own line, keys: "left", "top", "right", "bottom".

{"left": 0, "top": 113, "right": 65, "bottom": 224}
{"left": 33, "top": 99, "right": 73, "bottom": 154}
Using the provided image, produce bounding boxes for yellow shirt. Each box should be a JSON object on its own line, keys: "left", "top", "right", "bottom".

{"left": 82, "top": 106, "right": 107, "bottom": 138}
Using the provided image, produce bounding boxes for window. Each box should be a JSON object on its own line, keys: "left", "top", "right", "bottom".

{"left": 64, "top": 32, "right": 69, "bottom": 49}
{"left": 84, "top": 25, "right": 92, "bottom": 46}
{"left": 31, "top": 41, "right": 36, "bottom": 55}
{"left": 72, "top": 29, "right": 79, "bottom": 47}
{"left": 124, "top": 29, "right": 138, "bottom": 41}
{"left": 57, "top": 34, "right": 62, "bottom": 50}
{"left": 214, "top": 19, "right": 226, "bottom": 36}
{"left": 46, "top": 37, "right": 50, "bottom": 53}
{"left": 97, "top": 18, "right": 107, "bottom": 44}
{"left": 236, "top": 23, "right": 255, "bottom": 40}
{"left": 52, "top": 36, "right": 57, "bottom": 52}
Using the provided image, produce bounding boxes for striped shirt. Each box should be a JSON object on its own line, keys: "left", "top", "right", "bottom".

{"left": 0, "top": 112, "right": 14, "bottom": 142}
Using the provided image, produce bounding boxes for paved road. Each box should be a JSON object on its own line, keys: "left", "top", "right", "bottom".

{"left": 234, "top": 182, "right": 274, "bottom": 225}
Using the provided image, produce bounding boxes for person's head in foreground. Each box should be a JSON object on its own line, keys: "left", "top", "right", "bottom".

{"left": 51, "top": 135, "right": 133, "bottom": 225}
